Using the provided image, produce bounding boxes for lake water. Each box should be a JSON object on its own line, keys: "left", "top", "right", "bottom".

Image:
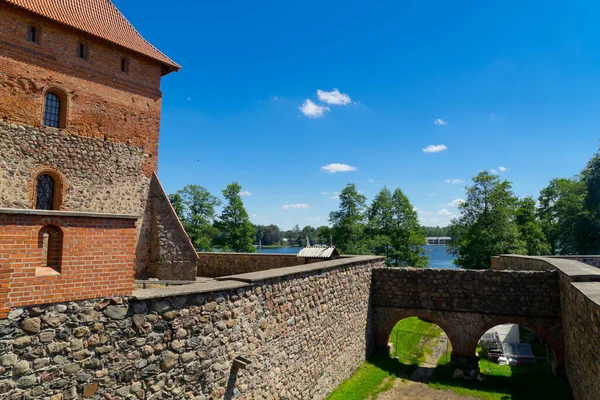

{"left": 257, "top": 245, "right": 457, "bottom": 268}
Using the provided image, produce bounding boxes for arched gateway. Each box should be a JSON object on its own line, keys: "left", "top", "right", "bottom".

{"left": 370, "top": 267, "right": 564, "bottom": 372}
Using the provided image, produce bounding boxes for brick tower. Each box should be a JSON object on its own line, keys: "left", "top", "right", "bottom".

{"left": 0, "top": 0, "right": 198, "bottom": 317}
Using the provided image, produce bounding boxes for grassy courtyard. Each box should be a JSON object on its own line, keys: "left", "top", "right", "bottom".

{"left": 327, "top": 318, "right": 573, "bottom": 400}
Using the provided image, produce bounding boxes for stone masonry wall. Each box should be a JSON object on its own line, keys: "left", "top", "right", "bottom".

{"left": 0, "top": 256, "right": 382, "bottom": 399}
{"left": 197, "top": 253, "right": 323, "bottom": 278}
{"left": 0, "top": 121, "right": 149, "bottom": 215}
{"left": 136, "top": 175, "right": 198, "bottom": 281}
{"left": 372, "top": 268, "right": 560, "bottom": 318}
{"left": 559, "top": 276, "right": 600, "bottom": 400}
{"left": 492, "top": 255, "right": 600, "bottom": 399}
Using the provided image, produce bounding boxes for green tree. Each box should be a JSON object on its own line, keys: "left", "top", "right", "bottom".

{"left": 422, "top": 226, "right": 450, "bottom": 237}
{"left": 390, "top": 188, "right": 428, "bottom": 267}
{"left": 254, "top": 224, "right": 266, "bottom": 246}
{"left": 329, "top": 183, "right": 368, "bottom": 254}
{"left": 214, "top": 182, "right": 255, "bottom": 252}
{"left": 263, "top": 224, "right": 282, "bottom": 245}
{"left": 366, "top": 187, "right": 394, "bottom": 261}
{"left": 581, "top": 148, "right": 600, "bottom": 253}
{"left": 538, "top": 178, "right": 587, "bottom": 254}
{"left": 168, "top": 185, "right": 220, "bottom": 251}
{"left": 515, "top": 197, "right": 550, "bottom": 255}
{"left": 316, "top": 225, "right": 332, "bottom": 245}
{"left": 367, "top": 187, "right": 428, "bottom": 267}
{"left": 448, "top": 171, "right": 524, "bottom": 269}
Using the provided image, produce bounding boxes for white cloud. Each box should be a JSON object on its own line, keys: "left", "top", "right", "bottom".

{"left": 490, "top": 169, "right": 498, "bottom": 174}
{"left": 499, "top": 166, "right": 508, "bottom": 172}
{"left": 490, "top": 113, "right": 497, "bottom": 118}
{"left": 317, "top": 89, "right": 352, "bottom": 105}
{"left": 423, "top": 144, "right": 448, "bottom": 153}
{"left": 282, "top": 203, "right": 310, "bottom": 210}
{"left": 299, "top": 99, "right": 330, "bottom": 118}
{"left": 434, "top": 118, "right": 448, "bottom": 126}
{"left": 330, "top": 193, "right": 340, "bottom": 200}
{"left": 429, "top": 193, "right": 436, "bottom": 196}
{"left": 444, "top": 179, "right": 463, "bottom": 184}
{"left": 320, "top": 163, "right": 357, "bottom": 173}
{"left": 304, "top": 217, "right": 321, "bottom": 221}
{"left": 447, "top": 199, "right": 465, "bottom": 207}
{"left": 239, "top": 189, "right": 252, "bottom": 196}
{"left": 414, "top": 207, "right": 433, "bottom": 215}
{"left": 437, "top": 209, "right": 452, "bottom": 216}
{"left": 369, "top": 178, "right": 374, "bottom": 183}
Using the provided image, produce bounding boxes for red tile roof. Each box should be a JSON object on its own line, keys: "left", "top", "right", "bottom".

{"left": 5, "top": 0, "right": 181, "bottom": 73}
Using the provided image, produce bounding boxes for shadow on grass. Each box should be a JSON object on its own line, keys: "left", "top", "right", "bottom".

{"left": 369, "top": 351, "right": 420, "bottom": 379}
{"left": 429, "top": 363, "right": 573, "bottom": 400}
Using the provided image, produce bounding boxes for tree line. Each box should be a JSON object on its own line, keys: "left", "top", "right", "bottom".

{"left": 448, "top": 147, "right": 600, "bottom": 268}
{"left": 169, "top": 181, "right": 255, "bottom": 253}
{"left": 168, "top": 147, "right": 599, "bottom": 269}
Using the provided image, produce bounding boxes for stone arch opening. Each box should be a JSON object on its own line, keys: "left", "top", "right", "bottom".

{"left": 37, "top": 225, "right": 63, "bottom": 276}
{"left": 32, "top": 167, "right": 65, "bottom": 210}
{"left": 388, "top": 315, "right": 454, "bottom": 367}
{"left": 473, "top": 320, "right": 563, "bottom": 375}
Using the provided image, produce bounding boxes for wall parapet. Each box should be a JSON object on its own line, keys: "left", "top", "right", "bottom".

{"left": 0, "top": 254, "right": 382, "bottom": 399}
{"left": 196, "top": 251, "right": 345, "bottom": 278}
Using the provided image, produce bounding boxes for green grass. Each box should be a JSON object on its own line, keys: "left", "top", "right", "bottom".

{"left": 327, "top": 353, "right": 416, "bottom": 400}
{"left": 428, "top": 345, "right": 572, "bottom": 400}
{"left": 389, "top": 317, "right": 444, "bottom": 364}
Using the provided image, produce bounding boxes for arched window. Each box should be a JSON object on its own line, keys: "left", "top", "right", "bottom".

{"left": 43, "top": 92, "right": 61, "bottom": 128}
{"left": 38, "top": 225, "right": 63, "bottom": 275}
{"left": 35, "top": 174, "right": 55, "bottom": 210}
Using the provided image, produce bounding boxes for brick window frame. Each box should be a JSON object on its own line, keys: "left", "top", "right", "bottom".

{"left": 31, "top": 167, "right": 66, "bottom": 211}
{"left": 37, "top": 225, "right": 63, "bottom": 276}
{"left": 42, "top": 86, "right": 69, "bottom": 129}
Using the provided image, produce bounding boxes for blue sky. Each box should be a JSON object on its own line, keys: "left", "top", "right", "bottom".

{"left": 114, "top": 0, "right": 599, "bottom": 230}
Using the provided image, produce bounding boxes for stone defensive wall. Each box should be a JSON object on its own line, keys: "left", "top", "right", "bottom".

{"left": 493, "top": 255, "right": 600, "bottom": 400}
{"left": 0, "top": 255, "right": 383, "bottom": 399}
{"left": 371, "top": 267, "right": 564, "bottom": 370}
{"left": 197, "top": 253, "right": 331, "bottom": 278}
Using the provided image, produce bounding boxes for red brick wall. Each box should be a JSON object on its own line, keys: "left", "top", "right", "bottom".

{"left": 0, "top": 213, "right": 137, "bottom": 317}
{"left": 0, "top": 3, "right": 166, "bottom": 174}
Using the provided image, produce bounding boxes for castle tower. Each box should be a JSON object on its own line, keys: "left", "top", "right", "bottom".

{"left": 0, "top": 0, "right": 197, "bottom": 317}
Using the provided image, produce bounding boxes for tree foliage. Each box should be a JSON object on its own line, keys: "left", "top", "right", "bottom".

{"left": 422, "top": 226, "right": 450, "bottom": 237}
{"left": 168, "top": 185, "right": 220, "bottom": 251}
{"left": 515, "top": 197, "right": 550, "bottom": 256}
{"left": 367, "top": 187, "right": 428, "bottom": 267}
{"left": 538, "top": 178, "right": 587, "bottom": 255}
{"left": 214, "top": 182, "right": 255, "bottom": 252}
{"left": 448, "top": 171, "right": 524, "bottom": 269}
{"left": 330, "top": 184, "right": 368, "bottom": 254}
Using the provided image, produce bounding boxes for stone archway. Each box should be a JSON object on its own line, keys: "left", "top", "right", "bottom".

{"left": 372, "top": 307, "right": 462, "bottom": 357}
{"left": 468, "top": 315, "right": 565, "bottom": 371}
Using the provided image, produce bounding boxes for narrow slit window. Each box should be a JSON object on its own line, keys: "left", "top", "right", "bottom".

{"left": 121, "top": 57, "right": 129, "bottom": 73}
{"left": 78, "top": 42, "right": 88, "bottom": 59}
{"left": 28, "top": 26, "right": 38, "bottom": 43}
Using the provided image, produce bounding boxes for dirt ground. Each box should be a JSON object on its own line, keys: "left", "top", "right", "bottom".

{"left": 376, "top": 379, "right": 481, "bottom": 400}
{"left": 377, "top": 334, "right": 481, "bottom": 400}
